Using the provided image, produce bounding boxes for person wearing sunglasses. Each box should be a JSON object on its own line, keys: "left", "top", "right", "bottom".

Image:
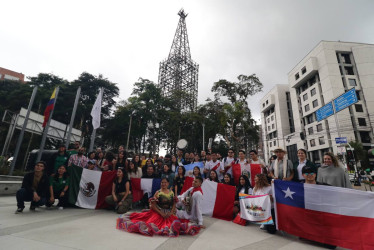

{"left": 302, "top": 165, "right": 317, "bottom": 185}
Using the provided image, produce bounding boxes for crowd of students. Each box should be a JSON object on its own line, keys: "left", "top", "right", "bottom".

{"left": 14, "top": 142, "right": 352, "bottom": 243}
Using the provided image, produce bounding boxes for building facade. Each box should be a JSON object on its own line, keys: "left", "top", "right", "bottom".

{"left": 261, "top": 41, "right": 374, "bottom": 165}
{"left": 0, "top": 67, "right": 25, "bottom": 82}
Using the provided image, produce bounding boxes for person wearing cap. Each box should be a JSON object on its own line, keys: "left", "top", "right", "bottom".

{"left": 269, "top": 147, "right": 294, "bottom": 181}
{"left": 86, "top": 160, "right": 100, "bottom": 171}
{"left": 292, "top": 149, "right": 317, "bottom": 182}
{"left": 48, "top": 144, "right": 69, "bottom": 176}
{"left": 15, "top": 161, "right": 50, "bottom": 213}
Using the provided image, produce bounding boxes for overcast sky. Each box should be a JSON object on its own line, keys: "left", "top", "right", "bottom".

{"left": 1, "top": 0, "right": 374, "bottom": 123}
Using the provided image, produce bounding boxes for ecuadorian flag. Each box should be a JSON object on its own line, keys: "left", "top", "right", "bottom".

{"left": 43, "top": 88, "right": 57, "bottom": 127}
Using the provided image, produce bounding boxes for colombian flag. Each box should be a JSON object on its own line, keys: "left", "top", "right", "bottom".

{"left": 43, "top": 88, "right": 56, "bottom": 127}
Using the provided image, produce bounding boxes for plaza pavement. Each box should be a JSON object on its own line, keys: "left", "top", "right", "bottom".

{"left": 0, "top": 196, "right": 347, "bottom": 250}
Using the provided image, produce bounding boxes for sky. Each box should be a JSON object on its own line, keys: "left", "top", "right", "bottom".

{"left": 1, "top": 0, "right": 374, "bottom": 124}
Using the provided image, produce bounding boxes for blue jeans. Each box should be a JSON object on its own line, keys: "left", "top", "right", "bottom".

{"left": 16, "top": 188, "right": 46, "bottom": 209}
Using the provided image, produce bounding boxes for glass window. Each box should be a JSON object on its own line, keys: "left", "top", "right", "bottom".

{"left": 356, "top": 91, "right": 361, "bottom": 101}
{"left": 305, "top": 104, "right": 310, "bottom": 112}
{"left": 341, "top": 53, "right": 351, "bottom": 64}
{"left": 319, "top": 137, "right": 325, "bottom": 145}
{"left": 310, "top": 139, "right": 316, "bottom": 147}
{"left": 345, "top": 66, "right": 354, "bottom": 75}
{"left": 295, "top": 73, "right": 300, "bottom": 80}
{"left": 355, "top": 104, "right": 363, "bottom": 112}
{"left": 360, "top": 131, "right": 371, "bottom": 143}
{"left": 358, "top": 118, "right": 367, "bottom": 126}
{"left": 316, "top": 123, "right": 323, "bottom": 132}
{"left": 303, "top": 93, "right": 308, "bottom": 101}
{"left": 272, "top": 124, "right": 275, "bottom": 129}
{"left": 311, "top": 88, "right": 316, "bottom": 96}
{"left": 271, "top": 115, "right": 274, "bottom": 121}
{"left": 270, "top": 142, "right": 272, "bottom": 147}
{"left": 348, "top": 79, "right": 357, "bottom": 86}
{"left": 307, "top": 114, "right": 314, "bottom": 124}
{"left": 268, "top": 126, "right": 270, "bottom": 131}
{"left": 308, "top": 127, "right": 314, "bottom": 135}
{"left": 266, "top": 100, "right": 269, "bottom": 104}
{"left": 312, "top": 99, "right": 318, "bottom": 108}
{"left": 301, "top": 67, "right": 307, "bottom": 75}
{"left": 274, "top": 140, "right": 276, "bottom": 146}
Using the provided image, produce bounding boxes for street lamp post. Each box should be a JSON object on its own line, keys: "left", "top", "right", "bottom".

{"left": 126, "top": 111, "right": 136, "bottom": 151}
{"left": 202, "top": 122, "right": 205, "bottom": 151}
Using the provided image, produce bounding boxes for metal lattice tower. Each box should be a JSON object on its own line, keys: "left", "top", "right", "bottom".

{"left": 158, "top": 9, "right": 199, "bottom": 112}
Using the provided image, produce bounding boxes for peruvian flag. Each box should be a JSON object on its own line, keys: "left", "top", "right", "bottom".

{"left": 201, "top": 180, "right": 236, "bottom": 221}
{"left": 274, "top": 180, "right": 374, "bottom": 249}
{"left": 131, "top": 178, "right": 161, "bottom": 202}
{"left": 68, "top": 165, "right": 116, "bottom": 209}
{"left": 231, "top": 164, "right": 242, "bottom": 185}
{"left": 249, "top": 164, "right": 262, "bottom": 186}
{"left": 180, "top": 176, "right": 194, "bottom": 194}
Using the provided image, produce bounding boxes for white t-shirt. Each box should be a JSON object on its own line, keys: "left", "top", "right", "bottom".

{"left": 220, "top": 157, "right": 236, "bottom": 176}
{"left": 297, "top": 160, "right": 307, "bottom": 180}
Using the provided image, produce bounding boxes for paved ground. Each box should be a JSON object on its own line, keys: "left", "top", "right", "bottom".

{"left": 0, "top": 196, "right": 347, "bottom": 250}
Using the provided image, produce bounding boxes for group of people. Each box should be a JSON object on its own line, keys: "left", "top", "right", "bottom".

{"left": 15, "top": 142, "right": 352, "bottom": 241}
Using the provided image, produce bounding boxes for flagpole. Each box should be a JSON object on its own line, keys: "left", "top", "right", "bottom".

{"left": 37, "top": 87, "right": 60, "bottom": 162}
{"left": 89, "top": 88, "right": 103, "bottom": 152}
{"left": 65, "top": 87, "right": 81, "bottom": 149}
{"left": 9, "top": 86, "right": 38, "bottom": 175}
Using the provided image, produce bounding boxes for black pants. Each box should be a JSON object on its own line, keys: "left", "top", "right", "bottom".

{"left": 47, "top": 191, "right": 69, "bottom": 207}
{"left": 16, "top": 188, "right": 46, "bottom": 209}
{"left": 265, "top": 208, "right": 277, "bottom": 234}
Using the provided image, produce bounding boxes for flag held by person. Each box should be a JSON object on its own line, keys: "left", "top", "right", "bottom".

{"left": 91, "top": 88, "right": 103, "bottom": 130}
{"left": 131, "top": 178, "right": 161, "bottom": 202}
{"left": 239, "top": 193, "right": 273, "bottom": 224}
{"left": 273, "top": 180, "right": 374, "bottom": 250}
{"left": 68, "top": 165, "right": 116, "bottom": 209}
{"left": 201, "top": 180, "right": 236, "bottom": 221}
{"left": 183, "top": 162, "right": 204, "bottom": 177}
{"left": 42, "top": 88, "right": 57, "bottom": 127}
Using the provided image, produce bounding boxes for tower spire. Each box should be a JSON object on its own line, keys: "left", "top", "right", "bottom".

{"left": 158, "top": 9, "right": 199, "bottom": 112}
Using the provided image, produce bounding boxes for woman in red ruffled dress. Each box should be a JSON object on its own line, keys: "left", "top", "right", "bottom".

{"left": 116, "top": 178, "right": 201, "bottom": 237}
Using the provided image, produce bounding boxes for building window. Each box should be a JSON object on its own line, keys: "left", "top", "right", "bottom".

{"left": 341, "top": 53, "right": 351, "bottom": 64}
{"left": 271, "top": 115, "right": 274, "bottom": 121}
{"left": 311, "top": 88, "right": 316, "bottom": 96}
{"left": 319, "top": 137, "right": 325, "bottom": 145}
{"left": 267, "top": 118, "right": 270, "bottom": 123}
{"left": 358, "top": 118, "right": 367, "bottom": 126}
{"left": 301, "top": 67, "right": 307, "bottom": 75}
{"left": 360, "top": 131, "right": 371, "bottom": 143}
{"left": 308, "top": 127, "right": 314, "bottom": 135}
{"left": 312, "top": 99, "right": 318, "bottom": 108}
{"left": 307, "top": 114, "right": 314, "bottom": 124}
{"left": 356, "top": 91, "right": 361, "bottom": 101}
{"left": 263, "top": 103, "right": 265, "bottom": 107}
{"left": 355, "top": 104, "right": 363, "bottom": 112}
{"left": 348, "top": 79, "right": 357, "bottom": 86}
{"left": 303, "top": 93, "right": 308, "bottom": 101}
{"left": 316, "top": 123, "right": 323, "bottom": 132}
{"left": 310, "top": 139, "right": 316, "bottom": 147}
{"left": 305, "top": 104, "right": 310, "bottom": 112}
{"left": 268, "top": 126, "right": 271, "bottom": 131}
{"left": 272, "top": 124, "right": 275, "bottom": 129}
{"left": 270, "top": 142, "right": 272, "bottom": 147}
{"left": 295, "top": 73, "right": 300, "bottom": 80}
{"left": 274, "top": 140, "right": 276, "bottom": 146}
{"left": 344, "top": 66, "right": 354, "bottom": 75}
{"left": 266, "top": 100, "right": 268, "bottom": 105}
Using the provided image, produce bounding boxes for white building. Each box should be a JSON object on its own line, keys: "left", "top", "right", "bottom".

{"left": 261, "top": 41, "right": 374, "bottom": 165}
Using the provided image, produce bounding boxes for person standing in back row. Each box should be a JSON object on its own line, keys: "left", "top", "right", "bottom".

{"left": 268, "top": 148, "right": 294, "bottom": 181}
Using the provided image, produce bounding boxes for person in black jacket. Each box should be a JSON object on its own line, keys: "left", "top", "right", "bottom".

{"left": 15, "top": 161, "right": 50, "bottom": 213}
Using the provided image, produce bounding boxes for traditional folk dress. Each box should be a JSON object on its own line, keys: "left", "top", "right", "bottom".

{"left": 116, "top": 189, "right": 200, "bottom": 237}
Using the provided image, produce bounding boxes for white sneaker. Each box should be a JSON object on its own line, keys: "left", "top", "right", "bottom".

{"left": 58, "top": 207, "right": 64, "bottom": 210}
{"left": 260, "top": 224, "right": 265, "bottom": 230}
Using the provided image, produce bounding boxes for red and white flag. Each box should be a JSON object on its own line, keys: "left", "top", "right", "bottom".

{"left": 201, "top": 180, "right": 236, "bottom": 221}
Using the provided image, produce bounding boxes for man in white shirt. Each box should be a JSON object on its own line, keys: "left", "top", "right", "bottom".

{"left": 204, "top": 152, "right": 221, "bottom": 179}
{"left": 236, "top": 149, "right": 248, "bottom": 175}
{"left": 176, "top": 177, "right": 204, "bottom": 226}
{"left": 220, "top": 149, "right": 236, "bottom": 177}
{"left": 248, "top": 150, "right": 267, "bottom": 173}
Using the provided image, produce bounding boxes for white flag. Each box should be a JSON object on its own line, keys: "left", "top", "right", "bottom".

{"left": 91, "top": 88, "right": 103, "bottom": 129}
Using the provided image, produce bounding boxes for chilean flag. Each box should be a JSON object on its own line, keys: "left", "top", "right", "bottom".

{"left": 43, "top": 88, "right": 57, "bottom": 127}
{"left": 201, "top": 180, "right": 236, "bottom": 221}
{"left": 273, "top": 180, "right": 374, "bottom": 250}
{"left": 131, "top": 178, "right": 161, "bottom": 202}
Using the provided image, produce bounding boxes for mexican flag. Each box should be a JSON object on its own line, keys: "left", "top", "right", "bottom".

{"left": 68, "top": 165, "right": 116, "bottom": 209}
